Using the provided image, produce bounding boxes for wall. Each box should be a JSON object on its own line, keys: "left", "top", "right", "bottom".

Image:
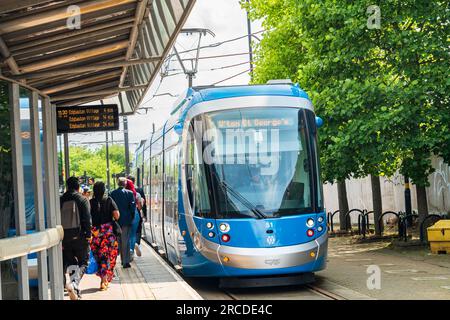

{"left": 323, "top": 155, "right": 450, "bottom": 214}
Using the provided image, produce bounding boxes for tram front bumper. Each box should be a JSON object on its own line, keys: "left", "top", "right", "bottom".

{"left": 215, "top": 232, "right": 328, "bottom": 271}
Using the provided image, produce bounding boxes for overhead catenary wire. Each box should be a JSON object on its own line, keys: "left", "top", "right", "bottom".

{"left": 165, "top": 29, "right": 265, "bottom": 61}
{"left": 208, "top": 60, "right": 252, "bottom": 71}
{"left": 212, "top": 68, "right": 252, "bottom": 86}
{"left": 137, "top": 30, "right": 265, "bottom": 111}
{"left": 181, "top": 52, "right": 251, "bottom": 61}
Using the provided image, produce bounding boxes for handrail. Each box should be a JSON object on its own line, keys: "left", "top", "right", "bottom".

{"left": 0, "top": 226, "right": 63, "bottom": 262}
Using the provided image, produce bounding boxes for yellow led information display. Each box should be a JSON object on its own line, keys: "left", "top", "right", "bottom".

{"left": 56, "top": 104, "right": 119, "bottom": 134}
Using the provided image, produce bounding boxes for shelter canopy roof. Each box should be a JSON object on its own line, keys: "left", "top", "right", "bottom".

{"left": 0, "top": 0, "right": 195, "bottom": 114}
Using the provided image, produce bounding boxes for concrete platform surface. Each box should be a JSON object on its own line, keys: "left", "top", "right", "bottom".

{"left": 64, "top": 242, "right": 202, "bottom": 300}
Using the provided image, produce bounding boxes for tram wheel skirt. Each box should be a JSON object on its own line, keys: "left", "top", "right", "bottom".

{"left": 219, "top": 272, "right": 315, "bottom": 289}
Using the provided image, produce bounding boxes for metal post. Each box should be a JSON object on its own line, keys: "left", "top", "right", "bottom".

{"left": 30, "top": 92, "right": 49, "bottom": 300}
{"left": 43, "top": 97, "right": 64, "bottom": 300}
{"left": 100, "top": 99, "right": 111, "bottom": 190}
{"left": 245, "top": 0, "right": 253, "bottom": 78}
{"left": 123, "top": 115, "right": 130, "bottom": 175}
{"left": 9, "top": 82, "right": 29, "bottom": 300}
{"left": 63, "top": 133, "right": 70, "bottom": 178}
{"left": 51, "top": 104, "right": 64, "bottom": 300}
{"left": 106, "top": 131, "right": 111, "bottom": 191}
{"left": 0, "top": 265, "right": 2, "bottom": 300}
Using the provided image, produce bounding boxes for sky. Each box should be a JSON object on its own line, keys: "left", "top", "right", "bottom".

{"left": 69, "top": 0, "right": 263, "bottom": 154}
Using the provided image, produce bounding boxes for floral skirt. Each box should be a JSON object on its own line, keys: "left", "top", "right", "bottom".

{"left": 90, "top": 223, "right": 119, "bottom": 282}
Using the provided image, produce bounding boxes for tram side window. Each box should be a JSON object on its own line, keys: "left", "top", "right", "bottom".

{"left": 186, "top": 125, "right": 210, "bottom": 217}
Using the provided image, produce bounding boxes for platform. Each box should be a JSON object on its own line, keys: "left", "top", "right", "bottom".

{"left": 64, "top": 242, "right": 202, "bottom": 300}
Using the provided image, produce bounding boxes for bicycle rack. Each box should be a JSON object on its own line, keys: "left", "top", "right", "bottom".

{"left": 377, "top": 211, "right": 402, "bottom": 238}
{"left": 344, "top": 209, "right": 365, "bottom": 235}
{"left": 419, "top": 214, "right": 445, "bottom": 242}
{"left": 328, "top": 210, "right": 340, "bottom": 233}
{"left": 359, "top": 210, "right": 373, "bottom": 237}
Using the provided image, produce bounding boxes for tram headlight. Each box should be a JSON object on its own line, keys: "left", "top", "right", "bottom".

{"left": 306, "top": 218, "right": 315, "bottom": 227}
{"left": 206, "top": 222, "right": 214, "bottom": 229}
{"left": 219, "top": 223, "right": 230, "bottom": 232}
{"left": 208, "top": 231, "right": 215, "bottom": 238}
{"left": 221, "top": 234, "right": 231, "bottom": 242}
{"left": 317, "top": 226, "right": 323, "bottom": 232}
{"left": 307, "top": 229, "right": 314, "bottom": 237}
{"left": 318, "top": 216, "right": 324, "bottom": 223}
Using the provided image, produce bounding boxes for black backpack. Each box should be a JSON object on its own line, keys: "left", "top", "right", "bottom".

{"left": 61, "top": 200, "right": 81, "bottom": 231}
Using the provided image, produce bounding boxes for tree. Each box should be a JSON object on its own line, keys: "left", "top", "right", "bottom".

{"left": 96, "top": 144, "right": 126, "bottom": 168}
{"left": 68, "top": 145, "right": 126, "bottom": 184}
{"left": 0, "top": 81, "right": 13, "bottom": 239}
{"left": 244, "top": 0, "right": 449, "bottom": 226}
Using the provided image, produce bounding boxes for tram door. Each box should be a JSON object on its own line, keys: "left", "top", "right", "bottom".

{"left": 164, "top": 145, "right": 181, "bottom": 266}
{"left": 143, "top": 147, "right": 154, "bottom": 244}
{"left": 151, "top": 153, "right": 164, "bottom": 250}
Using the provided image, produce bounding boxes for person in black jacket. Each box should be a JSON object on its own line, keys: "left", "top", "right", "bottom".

{"left": 60, "top": 176, "right": 92, "bottom": 300}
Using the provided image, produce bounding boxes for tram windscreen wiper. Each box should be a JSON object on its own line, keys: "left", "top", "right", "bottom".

{"left": 218, "top": 180, "right": 267, "bottom": 219}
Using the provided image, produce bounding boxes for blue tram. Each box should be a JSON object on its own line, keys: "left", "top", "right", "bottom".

{"left": 132, "top": 81, "right": 327, "bottom": 286}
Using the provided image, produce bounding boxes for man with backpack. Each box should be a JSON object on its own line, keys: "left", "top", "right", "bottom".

{"left": 60, "top": 176, "right": 92, "bottom": 300}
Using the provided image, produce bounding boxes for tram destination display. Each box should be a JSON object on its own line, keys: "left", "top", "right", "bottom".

{"left": 56, "top": 104, "right": 119, "bottom": 134}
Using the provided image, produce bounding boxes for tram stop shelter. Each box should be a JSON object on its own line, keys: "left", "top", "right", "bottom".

{"left": 0, "top": 0, "right": 195, "bottom": 300}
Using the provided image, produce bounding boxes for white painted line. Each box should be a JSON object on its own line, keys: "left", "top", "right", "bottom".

{"left": 363, "top": 263, "right": 395, "bottom": 267}
{"left": 384, "top": 269, "right": 420, "bottom": 274}
{"left": 141, "top": 241, "right": 203, "bottom": 300}
{"left": 345, "top": 258, "right": 373, "bottom": 262}
{"left": 411, "top": 276, "right": 448, "bottom": 281}
{"left": 440, "top": 286, "right": 450, "bottom": 290}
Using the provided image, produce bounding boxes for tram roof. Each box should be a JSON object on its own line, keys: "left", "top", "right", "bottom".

{"left": 169, "top": 83, "right": 311, "bottom": 117}
{"left": 0, "top": 0, "right": 195, "bottom": 115}
{"left": 191, "top": 83, "right": 310, "bottom": 102}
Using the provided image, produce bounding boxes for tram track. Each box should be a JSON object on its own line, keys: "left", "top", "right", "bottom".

{"left": 219, "top": 284, "right": 344, "bottom": 301}
{"left": 142, "top": 235, "right": 343, "bottom": 300}
{"left": 305, "top": 284, "right": 344, "bottom": 300}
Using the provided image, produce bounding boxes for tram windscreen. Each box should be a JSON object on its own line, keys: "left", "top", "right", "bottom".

{"left": 198, "top": 107, "right": 317, "bottom": 219}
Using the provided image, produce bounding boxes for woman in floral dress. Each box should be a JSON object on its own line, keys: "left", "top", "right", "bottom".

{"left": 90, "top": 182, "right": 120, "bottom": 290}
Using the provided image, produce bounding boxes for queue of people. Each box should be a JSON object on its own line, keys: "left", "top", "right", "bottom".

{"left": 60, "top": 175, "right": 145, "bottom": 300}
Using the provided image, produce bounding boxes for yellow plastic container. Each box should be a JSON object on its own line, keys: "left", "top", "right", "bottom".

{"left": 427, "top": 220, "right": 450, "bottom": 254}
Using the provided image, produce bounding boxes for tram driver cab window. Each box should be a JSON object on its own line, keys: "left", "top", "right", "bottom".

{"left": 186, "top": 122, "right": 211, "bottom": 217}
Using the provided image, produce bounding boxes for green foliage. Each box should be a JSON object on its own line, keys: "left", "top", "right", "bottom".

{"left": 245, "top": 0, "right": 449, "bottom": 186}
{"left": 69, "top": 145, "right": 125, "bottom": 182}
{"left": 0, "top": 81, "right": 13, "bottom": 238}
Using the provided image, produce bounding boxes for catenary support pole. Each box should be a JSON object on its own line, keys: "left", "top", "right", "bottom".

{"left": 64, "top": 133, "right": 70, "bottom": 178}
{"left": 123, "top": 115, "right": 130, "bottom": 175}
